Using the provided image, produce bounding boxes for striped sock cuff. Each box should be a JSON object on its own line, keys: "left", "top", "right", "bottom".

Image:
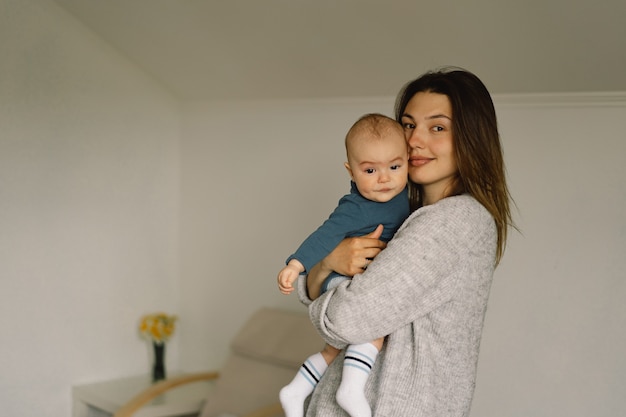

{"left": 299, "top": 358, "right": 323, "bottom": 387}
{"left": 343, "top": 346, "right": 377, "bottom": 374}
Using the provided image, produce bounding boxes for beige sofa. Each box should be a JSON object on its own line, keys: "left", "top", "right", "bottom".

{"left": 115, "top": 307, "right": 322, "bottom": 417}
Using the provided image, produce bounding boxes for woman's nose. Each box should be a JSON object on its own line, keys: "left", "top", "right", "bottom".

{"left": 407, "top": 129, "right": 424, "bottom": 149}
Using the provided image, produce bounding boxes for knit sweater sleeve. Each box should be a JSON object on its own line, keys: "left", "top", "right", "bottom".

{"left": 299, "top": 194, "right": 497, "bottom": 348}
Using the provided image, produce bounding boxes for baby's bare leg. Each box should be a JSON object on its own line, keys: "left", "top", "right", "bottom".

{"left": 321, "top": 343, "right": 341, "bottom": 364}
{"left": 370, "top": 336, "right": 384, "bottom": 351}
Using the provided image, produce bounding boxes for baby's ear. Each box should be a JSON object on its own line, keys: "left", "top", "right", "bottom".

{"left": 344, "top": 162, "right": 354, "bottom": 179}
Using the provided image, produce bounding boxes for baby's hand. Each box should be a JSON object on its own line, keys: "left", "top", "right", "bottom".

{"left": 277, "top": 260, "right": 304, "bottom": 295}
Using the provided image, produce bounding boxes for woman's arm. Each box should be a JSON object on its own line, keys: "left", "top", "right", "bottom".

{"left": 307, "top": 196, "right": 497, "bottom": 347}
{"left": 306, "top": 225, "right": 386, "bottom": 300}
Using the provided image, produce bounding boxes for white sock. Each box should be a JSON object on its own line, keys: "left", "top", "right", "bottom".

{"left": 335, "top": 342, "right": 379, "bottom": 417}
{"left": 279, "top": 352, "right": 328, "bottom": 417}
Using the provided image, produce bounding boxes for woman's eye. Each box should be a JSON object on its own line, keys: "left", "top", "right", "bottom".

{"left": 402, "top": 122, "right": 415, "bottom": 130}
{"left": 432, "top": 125, "right": 444, "bottom": 132}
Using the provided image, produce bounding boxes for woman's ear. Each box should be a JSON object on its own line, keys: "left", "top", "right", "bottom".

{"left": 344, "top": 162, "right": 354, "bottom": 180}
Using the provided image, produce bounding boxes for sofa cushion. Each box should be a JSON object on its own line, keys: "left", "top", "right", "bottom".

{"left": 199, "top": 307, "right": 321, "bottom": 417}
{"left": 231, "top": 307, "right": 322, "bottom": 368}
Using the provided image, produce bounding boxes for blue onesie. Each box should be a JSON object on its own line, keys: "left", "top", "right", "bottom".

{"left": 286, "top": 181, "right": 410, "bottom": 292}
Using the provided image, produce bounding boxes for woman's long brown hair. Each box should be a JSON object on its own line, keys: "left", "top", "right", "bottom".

{"left": 395, "top": 67, "right": 515, "bottom": 265}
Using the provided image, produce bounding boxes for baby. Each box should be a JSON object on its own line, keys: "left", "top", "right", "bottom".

{"left": 277, "top": 113, "right": 410, "bottom": 417}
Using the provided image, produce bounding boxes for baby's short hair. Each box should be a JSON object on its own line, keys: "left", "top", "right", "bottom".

{"left": 345, "top": 113, "right": 404, "bottom": 155}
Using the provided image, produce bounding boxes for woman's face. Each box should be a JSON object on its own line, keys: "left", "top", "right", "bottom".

{"left": 400, "top": 92, "right": 458, "bottom": 205}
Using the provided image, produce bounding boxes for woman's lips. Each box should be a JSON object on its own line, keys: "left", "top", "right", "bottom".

{"left": 410, "top": 156, "right": 432, "bottom": 166}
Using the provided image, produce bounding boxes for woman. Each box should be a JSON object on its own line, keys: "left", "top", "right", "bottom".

{"left": 297, "top": 68, "right": 514, "bottom": 416}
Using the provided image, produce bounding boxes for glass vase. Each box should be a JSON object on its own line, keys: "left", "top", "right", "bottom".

{"left": 152, "top": 342, "right": 166, "bottom": 382}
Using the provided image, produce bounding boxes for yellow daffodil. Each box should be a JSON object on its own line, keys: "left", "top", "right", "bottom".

{"left": 139, "top": 313, "right": 177, "bottom": 344}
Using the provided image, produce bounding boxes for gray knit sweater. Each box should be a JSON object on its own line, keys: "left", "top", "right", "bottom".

{"left": 297, "top": 194, "right": 497, "bottom": 417}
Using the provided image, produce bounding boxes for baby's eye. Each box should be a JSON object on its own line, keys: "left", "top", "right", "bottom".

{"left": 364, "top": 168, "right": 375, "bottom": 174}
{"left": 390, "top": 164, "right": 401, "bottom": 171}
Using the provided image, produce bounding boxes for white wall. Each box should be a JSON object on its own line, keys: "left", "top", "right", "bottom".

{"left": 179, "top": 98, "right": 396, "bottom": 370}
{"left": 472, "top": 95, "right": 626, "bottom": 417}
{"left": 0, "top": 1, "right": 180, "bottom": 416}
{"left": 2, "top": 1, "right": 625, "bottom": 416}
{"left": 180, "top": 95, "right": 626, "bottom": 416}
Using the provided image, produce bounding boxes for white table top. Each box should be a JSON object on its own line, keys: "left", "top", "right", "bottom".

{"left": 73, "top": 373, "right": 215, "bottom": 417}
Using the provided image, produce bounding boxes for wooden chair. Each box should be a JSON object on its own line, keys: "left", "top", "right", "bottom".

{"left": 114, "top": 307, "right": 321, "bottom": 417}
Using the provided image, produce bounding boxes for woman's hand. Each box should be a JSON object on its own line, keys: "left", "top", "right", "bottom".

{"left": 307, "top": 224, "right": 387, "bottom": 299}
{"left": 325, "top": 224, "right": 386, "bottom": 277}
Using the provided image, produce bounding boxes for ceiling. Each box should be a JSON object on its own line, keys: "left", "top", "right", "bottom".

{"left": 54, "top": 0, "right": 626, "bottom": 100}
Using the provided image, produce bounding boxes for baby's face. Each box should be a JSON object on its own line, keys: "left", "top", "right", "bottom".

{"left": 345, "top": 132, "right": 408, "bottom": 202}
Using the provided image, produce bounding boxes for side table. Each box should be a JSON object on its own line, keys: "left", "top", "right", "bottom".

{"left": 72, "top": 373, "right": 215, "bottom": 417}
